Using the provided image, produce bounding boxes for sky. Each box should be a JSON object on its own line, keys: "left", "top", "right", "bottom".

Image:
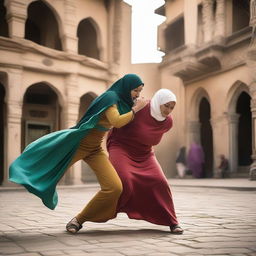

{"left": 123, "top": 0, "right": 165, "bottom": 64}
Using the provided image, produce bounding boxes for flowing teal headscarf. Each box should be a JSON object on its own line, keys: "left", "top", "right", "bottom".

{"left": 9, "top": 74, "right": 144, "bottom": 210}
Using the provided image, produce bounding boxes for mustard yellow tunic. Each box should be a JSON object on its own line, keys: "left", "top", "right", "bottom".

{"left": 68, "top": 105, "right": 133, "bottom": 223}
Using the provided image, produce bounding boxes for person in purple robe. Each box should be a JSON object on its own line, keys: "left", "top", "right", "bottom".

{"left": 107, "top": 89, "right": 183, "bottom": 234}
{"left": 187, "top": 143, "right": 205, "bottom": 178}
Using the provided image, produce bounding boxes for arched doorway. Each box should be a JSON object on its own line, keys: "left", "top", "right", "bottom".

{"left": 79, "top": 92, "right": 97, "bottom": 183}
{"left": 22, "top": 83, "right": 60, "bottom": 149}
{"left": 236, "top": 92, "right": 252, "bottom": 173}
{"left": 199, "top": 97, "right": 213, "bottom": 177}
{"left": 0, "top": 83, "right": 5, "bottom": 184}
{"left": 25, "top": 1, "right": 62, "bottom": 50}
{"left": 0, "top": 0, "right": 9, "bottom": 37}
{"left": 77, "top": 18, "right": 100, "bottom": 59}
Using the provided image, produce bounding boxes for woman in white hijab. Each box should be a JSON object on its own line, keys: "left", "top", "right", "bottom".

{"left": 107, "top": 89, "right": 183, "bottom": 234}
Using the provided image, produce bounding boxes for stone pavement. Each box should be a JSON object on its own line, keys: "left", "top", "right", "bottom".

{"left": 0, "top": 178, "right": 256, "bottom": 256}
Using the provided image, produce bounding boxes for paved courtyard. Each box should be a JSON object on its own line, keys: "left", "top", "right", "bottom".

{"left": 0, "top": 182, "right": 256, "bottom": 256}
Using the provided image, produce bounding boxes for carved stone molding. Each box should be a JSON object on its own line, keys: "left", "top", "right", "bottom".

{"left": 227, "top": 113, "right": 240, "bottom": 124}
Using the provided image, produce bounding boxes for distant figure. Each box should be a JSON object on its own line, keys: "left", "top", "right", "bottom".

{"left": 187, "top": 143, "right": 205, "bottom": 178}
{"left": 217, "top": 154, "right": 229, "bottom": 178}
{"left": 176, "top": 147, "right": 187, "bottom": 178}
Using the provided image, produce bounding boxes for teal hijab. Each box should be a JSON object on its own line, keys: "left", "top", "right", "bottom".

{"left": 9, "top": 74, "right": 144, "bottom": 210}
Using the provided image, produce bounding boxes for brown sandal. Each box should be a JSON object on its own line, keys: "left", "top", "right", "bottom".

{"left": 170, "top": 224, "right": 184, "bottom": 234}
{"left": 66, "top": 217, "right": 82, "bottom": 234}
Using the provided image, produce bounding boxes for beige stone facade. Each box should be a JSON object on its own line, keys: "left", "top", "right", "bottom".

{"left": 156, "top": 0, "right": 256, "bottom": 179}
{"left": 0, "top": 0, "right": 255, "bottom": 187}
{"left": 0, "top": 0, "right": 138, "bottom": 186}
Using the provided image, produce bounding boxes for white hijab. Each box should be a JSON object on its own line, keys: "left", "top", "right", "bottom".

{"left": 150, "top": 89, "right": 177, "bottom": 121}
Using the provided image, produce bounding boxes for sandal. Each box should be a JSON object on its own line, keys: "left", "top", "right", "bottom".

{"left": 170, "top": 224, "right": 184, "bottom": 234}
{"left": 66, "top": 217, "right": 82, "bottom": 234}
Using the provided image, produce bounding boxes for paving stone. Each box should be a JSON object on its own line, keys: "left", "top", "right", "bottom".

{"left": 0, "top": 185, "right": 255, "bottom": 256}
{"left": 40, "top": 250, "right": 66, "bottom": 256}
{"left": 2, "top": 253, "right": 42, "bottom": 256}
{"left": 0, "top": 242, "right": 25, "bottom": 254}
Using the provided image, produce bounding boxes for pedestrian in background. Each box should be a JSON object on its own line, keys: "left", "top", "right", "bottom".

{"left": 9, "top": 74, "right": 147, "bottom": 234}
{"left": 176, "top": 146, "right": 187, "bottom": 178}
{"left": 187, "top": 142, "right": 205, "bottom": 178}
{"left": 217, "top": 154, "right": 229, "bottom": 178}
{"left": 107, "top": 88, "right": 183, "bottom": 234}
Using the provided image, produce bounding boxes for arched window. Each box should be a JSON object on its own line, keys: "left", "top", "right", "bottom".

{"left": 77, "top": 18, "right": 100, "bottom": 59}
{"left": 25, "top": 1, "right": 62, "bottom": 50}
{"left": 165, "top": 16, "right": 184, "bottom": 52}
{"left": 0, "top": 0, "right": 9, "bottom": 37}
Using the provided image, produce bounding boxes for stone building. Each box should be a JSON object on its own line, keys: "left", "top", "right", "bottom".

{"left": 156, "top": 0, "right": 256, "bottom": 179}
{"left": 0, "top": 0, "right": 140, "bottom": 186}
{"left": 1, "top": 0, "right": 255, "bottom": 187}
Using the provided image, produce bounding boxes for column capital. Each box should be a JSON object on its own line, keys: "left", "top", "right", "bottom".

{"left": 226, "top": 113, "right": 240, "bottom": 124}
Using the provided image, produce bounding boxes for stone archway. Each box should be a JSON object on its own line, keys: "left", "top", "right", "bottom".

{"left": 22, "top": 82, "right": 60, "bottom": 150}
{"left": 0, "top": 83, "right": 5, "bottom": 185}
{"left": 227, "top": 81, "right": 251, "bottom": 175}
{"left": 236, "top": 92, "right": 252, "bottom": 173}
{"left": 189, "top": 88, "right": 214, "bottom": 178}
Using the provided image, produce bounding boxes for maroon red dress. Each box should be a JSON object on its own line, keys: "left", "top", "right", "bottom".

{"left": 107, "top": 103, "right": 179, "bottom": 226}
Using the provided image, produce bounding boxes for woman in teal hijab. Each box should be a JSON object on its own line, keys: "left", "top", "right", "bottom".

{"left": 9, "top": 73, "right": 147, "bottom": 233}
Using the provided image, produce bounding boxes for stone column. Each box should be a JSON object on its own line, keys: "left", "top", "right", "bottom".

{"left": 5, "top": 0, "right": 27, "bottom": 39}
{"left": 210, "top": 114, "right": 229, "bottom": 177}
{"left": 61, "top": 74, "right": 81, "bottom": 185}
{"left": 62, "top": 74, "right": 80, "bottom": 129}
{"left": 227, "top": 113, "right": 239, "bottom": 174}
{"left": 184, "top": 0, "right": 198, "bottom": 46}
{"left": 214, "top": 0, "right": 225, "bottom": 43}
{"left": 202, "top": 0, "right": 214, "bottom": 43}
{"left": 188, "top": 120, "right": 201, "bottom": 145}
{"left": 248, "top": 0, "right": 256, "bottom": 180}
{"left": 62, "top": 0, "right": 78, "bottom": 54}
{"left": 249, "top": 91, "right": 256, "bottom": 180}
{"left": 3, "top": 69, "right": 23, "bottom": 186}
{"left": 108, "top": 0, "right": 122, "bottom": 78}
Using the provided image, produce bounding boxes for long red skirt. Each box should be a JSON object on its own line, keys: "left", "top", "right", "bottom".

{"left": 109, "top": 146, "right": 179, "bottom": 226}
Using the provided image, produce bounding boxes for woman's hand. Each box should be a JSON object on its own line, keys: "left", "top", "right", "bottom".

{"left": 132, "top": 97, "right": 148, "bottom": 113}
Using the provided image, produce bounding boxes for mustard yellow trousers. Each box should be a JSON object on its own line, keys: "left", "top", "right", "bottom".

{"left": 69, "top": 143, "right": 122, "bottom": 224}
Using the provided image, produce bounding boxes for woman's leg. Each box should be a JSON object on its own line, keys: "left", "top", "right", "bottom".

{"left": 76, "top": 150, "right": 123, "bottom": 224}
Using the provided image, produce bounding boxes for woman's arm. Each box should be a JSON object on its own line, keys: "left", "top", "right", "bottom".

{"left": 105, "top": 105, "right": 134, "bottom": 128}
